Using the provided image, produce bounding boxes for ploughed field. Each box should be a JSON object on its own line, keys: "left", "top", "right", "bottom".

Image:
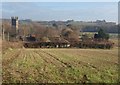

{"left": 2, "top": 48, "right": 118, "bottom": 83}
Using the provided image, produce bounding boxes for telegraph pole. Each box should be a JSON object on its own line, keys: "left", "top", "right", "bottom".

{"left": 2, "top": 25, "right": 5, "bottom": 40}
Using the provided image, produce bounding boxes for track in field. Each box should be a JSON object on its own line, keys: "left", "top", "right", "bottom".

{"left": 2, "top": 48, "right": 118, "bottom": 83}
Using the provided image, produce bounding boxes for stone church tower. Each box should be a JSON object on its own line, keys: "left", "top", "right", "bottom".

{"left": 11, "top": 16, "right": 19, "bottom": 37}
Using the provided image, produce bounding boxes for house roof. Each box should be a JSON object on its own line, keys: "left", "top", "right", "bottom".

{"left": 49, "top": 37, "right": 70, "bottom": 44}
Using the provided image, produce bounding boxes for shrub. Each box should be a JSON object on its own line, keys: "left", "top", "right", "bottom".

{"left": 2, "top": 40, "right": 23, "bottom": 53}
{"left": 94, "top": 28, "right": 109, "bottom": 40}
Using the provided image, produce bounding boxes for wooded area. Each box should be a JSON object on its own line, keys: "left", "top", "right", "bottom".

{"left": 1, "top": 19, "right": 118, "bottom": 49}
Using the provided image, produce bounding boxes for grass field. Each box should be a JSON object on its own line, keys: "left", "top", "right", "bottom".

{"left": 81, "top": 32, "right": 118, "bottom": 39}
{"left": 2, "top": 47, "right": 118, "bottom": 83}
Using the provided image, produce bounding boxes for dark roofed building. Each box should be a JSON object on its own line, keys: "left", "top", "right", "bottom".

{"left": 24, "top": 36, "right": 70, "bottom": 48}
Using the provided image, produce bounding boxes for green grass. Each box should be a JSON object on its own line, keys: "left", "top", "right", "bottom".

{"left": 81, "top": 32, "right": 118, "bottom": 39}
{"left": 2, "top": 48, "right": 118, "bottom": 83}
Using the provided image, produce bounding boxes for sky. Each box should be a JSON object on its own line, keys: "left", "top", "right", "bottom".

{"left": 1, "top": 2, "right": 119, "bottom": 23}
{"left": 118, "top": 2, "right": 120, "bottom": 24}
{"left": 1, "top": 0, "right": 120, "bottom": 2}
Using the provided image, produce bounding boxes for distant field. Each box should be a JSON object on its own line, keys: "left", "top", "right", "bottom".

{"left": 82, "top": 32, "right": 118, "bottom": 39}
{"left": 2, "top": 47, "right": 118, "bottom": 83}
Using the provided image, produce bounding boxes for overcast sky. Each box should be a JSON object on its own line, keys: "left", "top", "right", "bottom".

{"left": 1, "top": 2, "right": 118, "bottom": 23}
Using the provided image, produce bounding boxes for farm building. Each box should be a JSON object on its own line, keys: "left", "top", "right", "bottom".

{"left": 23, "top": 34, "right": 114, "bottom": 49}
{"left": 23, "top": 35, "right": 70, "bottom": 48}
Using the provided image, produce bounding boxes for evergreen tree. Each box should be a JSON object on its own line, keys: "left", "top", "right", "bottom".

{"left": 94, "top": 28, "right": 109, "bottom": 40}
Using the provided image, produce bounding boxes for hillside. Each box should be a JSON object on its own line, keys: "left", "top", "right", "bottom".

{"left": 1, "top": 19, "right": 118, "bottom": 34}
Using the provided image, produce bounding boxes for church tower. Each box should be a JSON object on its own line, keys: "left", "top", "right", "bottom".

{"left": 11, "top": 16, "right": 19, "bottom": 37}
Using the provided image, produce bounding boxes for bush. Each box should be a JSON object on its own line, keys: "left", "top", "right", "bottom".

{"left": 94, "top": 28, "right": 109, "bottom": 40}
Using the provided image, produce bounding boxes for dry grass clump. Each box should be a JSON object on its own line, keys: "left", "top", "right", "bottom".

{"left": 109, "top": 38, "right": 118, "bottom": 47}
{"left": 2, "top": 40, "right": 23, "bottom": 53}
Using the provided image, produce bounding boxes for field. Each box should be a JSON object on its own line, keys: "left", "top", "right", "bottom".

{"left": 2, "top": 47, "right": 118, "bottom": 83}
{"left": 81, "top": 32, "right": 118, "bottom": 38}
